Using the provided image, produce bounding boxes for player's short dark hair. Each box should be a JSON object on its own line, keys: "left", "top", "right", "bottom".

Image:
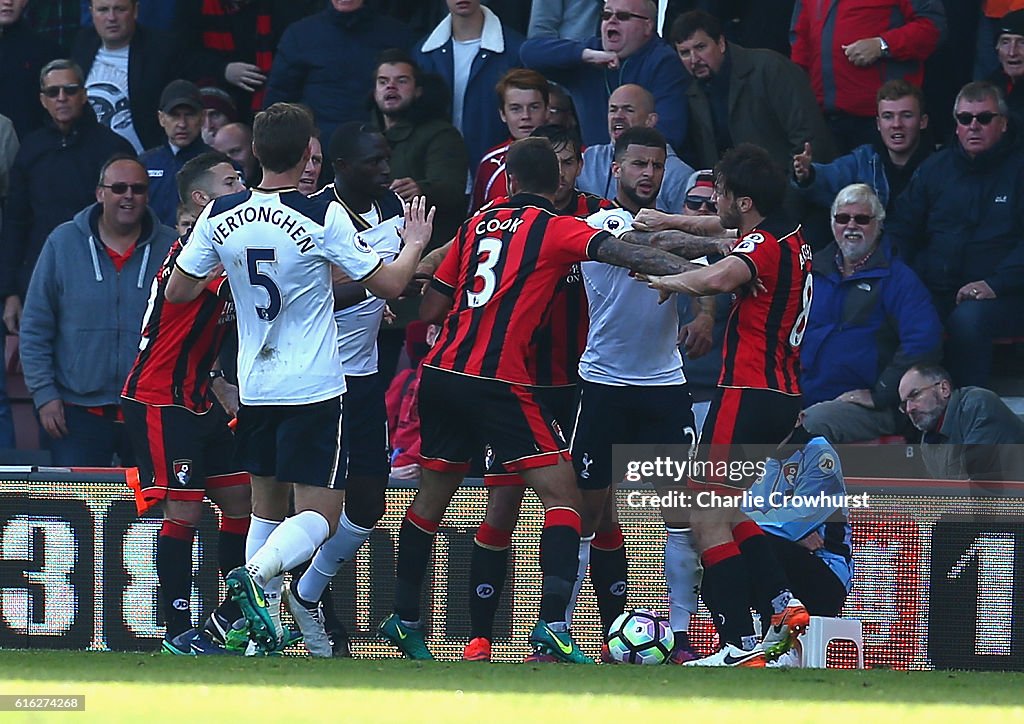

{"left": 96, "top": 153, "right": 145, "bottom": 187}
{"left": 506, "top": 137, "right": 558, "bottom": 195}
{"left": 876, "top": 79, "right": 926, "bottom": 114}
{"left": 374, "top": 48, "right": 422, "bottom": 85}
{"left": 613, "top": 126, "right": 666, "bottom": 162}
{"left": 495, "top": 68, "right": 549, "bottom": 109}
{"left": 252, "top": 103, "right": 314, "bottom": 173}
{"left": 670, "top": 10, "right": 723, "bottom": 45}
{"left": 530, "top": 124, "right": 582, "bottom": 159}
{"left": 176, "top": 151, "right": 233, "bottom": 205}
{"left": 714, "top": 143, "right": 786, "bottom": 217}
{"left": 328, "top": 121, "right": 380, "bottom": 164}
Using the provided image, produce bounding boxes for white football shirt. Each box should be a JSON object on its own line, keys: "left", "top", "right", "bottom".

{"left": 578, "top": 208, "right": 685, "bottom": 386}
{"left": 332, "top": 194, "right": 403, "bottom": 376}
{"left": 176, "top": 188, "right": 383, "bottom": 405}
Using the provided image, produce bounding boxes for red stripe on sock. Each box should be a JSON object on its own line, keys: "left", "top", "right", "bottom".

{"left": 219, "top": 515, "right": 249, "bottom": 536}
{"left": 701, "top": 541, "right": 741, "bottom": 569}
{"left": 406, "top": 509, "right": 439, "bottom": 534}
{"left": 475, "top": 522, "right": 512, "bottom": 549}
{"left": 592, "top": 526, "right": 624, "bottom": 551}
{"left": 732, "top": 520, "right": 764, "bottom": 545}
{"left": 544, "top": 507, "right": 581, "bottom": 534}
{"left": 161, "top": 519, "right": 195, "bottom": 541}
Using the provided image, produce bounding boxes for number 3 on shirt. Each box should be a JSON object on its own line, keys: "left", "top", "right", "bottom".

{"left": 467, "top": 237, "right": 503, "bottom": 308}
{"left": 246, "top": 248, "right": 282, "bottom": 321}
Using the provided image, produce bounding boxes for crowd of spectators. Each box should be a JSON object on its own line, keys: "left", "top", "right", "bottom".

{"left": 1, "top": 0, "right": 1023, "bottom": 479}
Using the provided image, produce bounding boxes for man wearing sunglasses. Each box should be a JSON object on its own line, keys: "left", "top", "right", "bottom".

{"left": 0, "top": 58, "right": 134, "bottom": 374}
{"left": 800, "top": 183, "right": 942, "bottom": 444}
{"left": 898, "top": 364, "right": 1024, "bottom": 481}
{"left": 521, "top": 0, "right": 688, "bottom": 154}
{"left": 19, "top": 154, "right": 175, "bottom": 466}
{"left": 887, "top": 80, "right": 1024, "bottom": 388}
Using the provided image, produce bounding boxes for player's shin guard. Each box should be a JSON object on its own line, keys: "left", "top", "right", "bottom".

{"left": 590, "top": 527, "right": 627, "bottom": 638}
{"left": 665, "top": 528, "right": 700, "bottom": 633}
{"left": 733, "top": 520, "right": 792, "bottom": 616}
{"left": 394, "top": 510, "right": 439, "bottom": 623}
{"left": 701, "top": 541, "right": 757, "bottom": 650}
{"left": 158, "top": 519, "right": 195, "bottom": 639}
{"left": 564, "top": 534, "right": 593, "bottom": 626}
{"left": 468, "top": 523, "right": 512, "bottom": 640}
{"left": 538, "top": 507, "right": 581, "bottom": 624}
{"left": 298, "top": 509, "right": 374, "bottom": 604}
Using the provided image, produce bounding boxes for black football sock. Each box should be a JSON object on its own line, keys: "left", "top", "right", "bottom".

{"left": 158, "top": 519, "right": 195, "bottom": 639}
{"left": 468, "top": 524, "right": 512, "bottom": 640}
{"left": 701, "top": 542, "right": 757, "bottom": 650}
{"left": 215, "top": 515, "right": 248, "bottom": 621}
{"left": 538, "top": 508, "right": 581, "bottom": 624}
{"left": 394, "top": 511, "right": 438, "bottom": 623}
{"left": 733, "top": 520, "right": 792, "bottom": 616}
{"left": 590, "top": 527, "right": 628, "bottom": 638}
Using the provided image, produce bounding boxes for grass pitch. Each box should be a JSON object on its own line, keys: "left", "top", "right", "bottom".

{"left": 0, "top": 651, "right": 1021, "bottom": 722}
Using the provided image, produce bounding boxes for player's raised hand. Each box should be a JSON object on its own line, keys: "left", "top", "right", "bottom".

{"left": 793, "top": 142, "right": 813, "bottom": 182}
{"left": 401, "top": 197, "right": 436, "bottom": 250}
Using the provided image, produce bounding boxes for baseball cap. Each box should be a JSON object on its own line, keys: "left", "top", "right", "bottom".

{"left": 159, "top": 79, "right": 203, "bottom": 114}
{"left": 199, "top": 86, "right": 238, "bottom": 121}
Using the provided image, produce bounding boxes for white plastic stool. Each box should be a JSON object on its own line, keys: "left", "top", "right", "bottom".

{"left": 800, "top": 616, "right": 864, "bottom": 669}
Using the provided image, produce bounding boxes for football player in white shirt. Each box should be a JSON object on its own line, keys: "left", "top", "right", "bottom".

{"left": 166, "top": 103, "right": 435, "bottom": 653}
{"left": 288, "top": 123, "right": 406, "bottom": 657}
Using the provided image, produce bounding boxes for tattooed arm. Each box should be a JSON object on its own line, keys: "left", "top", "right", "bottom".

{"left": 590, "top": 235, "right": 708, "bottom": 275}
{"left": 643, "top": 255, "right": 753, "bottom": 297}
{"left": 619, "top": 229, "right": 735, "bottom": 258}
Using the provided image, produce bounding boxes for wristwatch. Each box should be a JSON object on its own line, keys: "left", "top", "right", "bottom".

{"left": 878, "top": 37, "right": 890, "bottom": 58}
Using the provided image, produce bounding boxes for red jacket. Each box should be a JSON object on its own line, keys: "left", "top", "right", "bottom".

{"left": 790, "top": 0, "right": 944, "bottom": 117}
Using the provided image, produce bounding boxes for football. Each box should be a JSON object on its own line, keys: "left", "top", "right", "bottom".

{"left": 606, "top": 609, "right": 675, "bottom": 665}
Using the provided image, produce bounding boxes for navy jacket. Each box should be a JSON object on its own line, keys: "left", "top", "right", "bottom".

{"left": 139, "top": 137, "right": 210, "bottom": 228}
{"left": 886, "top": 128, "right": 1024, "bottom": 297}
{"left": 800, "top": 240, "right": 942, "bottom": 408}
{"left": 263, "top": 5, "right": 415, "bottom": 147}
{"left": 0, "top": 20, "right": 62, "bottom": 139}
{"left": 414, "top": 6, "right": 525, "bottom": 169}
{"left": 520, "top": 33, "right": 688, "bottom": 153}
{"left": 0, "top": 107, "right": 135, "bottom": 300}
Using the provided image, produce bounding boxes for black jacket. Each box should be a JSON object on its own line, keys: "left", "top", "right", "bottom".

{"left": 0, "top": 106, "right": 136, "bottom": 300}
{"left": 0, "top": 19, "right": 63, "bottom": 138}
{"left": 71, "top": 24, "right": 185, "bottom": 151}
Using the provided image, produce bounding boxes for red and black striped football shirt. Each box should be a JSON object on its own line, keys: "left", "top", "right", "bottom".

{"left": 122, "top": 238, "right": 233, "bottom": 412}
{"left": 719, "top": 214, "right": 812, "bottom": 395}
{"left": 426, "top": 194, "right": 612, "bottom": 386}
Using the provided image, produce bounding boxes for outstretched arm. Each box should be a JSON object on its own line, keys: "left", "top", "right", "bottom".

{"left": 620, "top": 228, "right": 734, "bottom": 258}
{"left": 643, "top": 255, "right": 753, "bottom": 297}
{"left": 590, "top": 235, "right": 706, "bottom": 275}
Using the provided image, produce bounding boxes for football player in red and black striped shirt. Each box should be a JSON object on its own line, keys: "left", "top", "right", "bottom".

{"left": 642, "top": 144, "right": 814, "bottom": 667}
{"left": 379, "top": 137, "right": 727, "bottom": 663}
{"left": 121, "top": 151, "right": 251, "bottom": 654}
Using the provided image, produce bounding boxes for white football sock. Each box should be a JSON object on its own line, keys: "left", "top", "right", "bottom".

{"left": 245, "top": 515, "right": 280, "bottom": 560}
{"left": 246, "top": 511, "right": 330, "bottom": 589}
{"left": 297, "top": 509, "right": 373, "bottom": 602}
{"left": 564, "top": 534, "right": 594, "bottom": 627}
{"left": 665, "top": 527, "right": 700, "bottom": 632}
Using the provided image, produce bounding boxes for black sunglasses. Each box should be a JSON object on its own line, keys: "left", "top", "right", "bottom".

{"left": 601, "top": 10, "right": 649, "bottom": 21}
{"left": 954, "top": 111, "right": 1000, "bottom": 126}
{"left": 833, "top": 213, "right": 874, "bottom": 225}
{"left": 41, "top": 83, "right": 83, "bottom": 98}
{"left": 100, "top": 182, "right": 149, "bottom": 195}
{"left": 684, "top": 195, "right": 716, "bottom": 212}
